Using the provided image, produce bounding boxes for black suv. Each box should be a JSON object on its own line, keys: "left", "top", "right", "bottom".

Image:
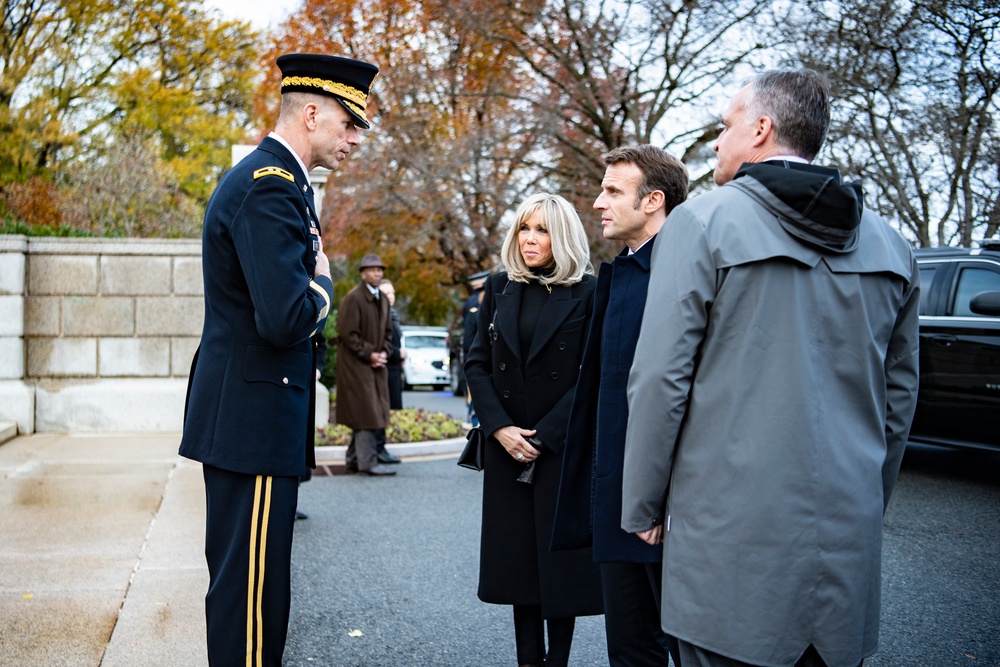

{"left": 911, "top": 241, "right": 1000, "bottom": 451}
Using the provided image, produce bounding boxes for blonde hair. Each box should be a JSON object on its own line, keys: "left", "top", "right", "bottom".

{"left": 499, "top": 193, "right": 593, "bottom": 286}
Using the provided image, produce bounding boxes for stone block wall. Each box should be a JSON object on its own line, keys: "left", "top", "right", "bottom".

{"left": 0, "top": 237, "right": 202, "bottom": 433}
{"left": 0, "top": 235, "right": 329, "bottom": 434}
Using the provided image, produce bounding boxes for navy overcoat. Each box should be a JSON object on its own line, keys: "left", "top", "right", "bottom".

{"left": 552, "top": 241, "right": 663, "bottom": 564}
{"left": 180, "top": 137, "right": 333, "bottom": 477}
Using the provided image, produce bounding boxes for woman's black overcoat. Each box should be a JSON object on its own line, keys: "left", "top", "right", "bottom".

{"left": 464, "top": 271, "right": 602, "bottom": 619}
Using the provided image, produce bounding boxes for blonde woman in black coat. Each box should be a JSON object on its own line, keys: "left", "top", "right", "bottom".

{"left": 465, "top": 193, "right": 602, "bottom": 667}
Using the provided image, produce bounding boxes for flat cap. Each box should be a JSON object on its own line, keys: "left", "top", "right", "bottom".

{"left": 276, "top": 53, "right": 379, "bottom": 128}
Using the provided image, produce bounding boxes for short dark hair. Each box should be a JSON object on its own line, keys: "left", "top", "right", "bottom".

{"left": 743, "top": 68, "right": 830, "bottom": 160}
{"left": 601, "top": 145, "right": 688, "bottom": 212}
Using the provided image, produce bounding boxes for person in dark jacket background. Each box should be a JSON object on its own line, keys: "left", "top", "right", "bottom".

{"left": 373, "top": 279, "right": 403, "bottom": 465}
{"left": 336, "top": 254, "right": 396, "bottom": 476}
{"left": 379, "top": 279, "right": 405, "bottom": 411}
{"left": 552, "top": 144, "right": 688, "bottom": 667}
{"left": 180, "top": 53, "right": 377, "bottom": 665}
{"left": 464, "top": 193, "right": 602, "bottom": 667}
{"left": 461, "top": 270, "right": 489, "bottom": 425}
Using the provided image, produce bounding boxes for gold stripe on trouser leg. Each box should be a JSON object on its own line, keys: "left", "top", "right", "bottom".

{"left": 255, "top": 477, "right": 273, "bottom": 667}
{"left": 246, "top": 476, "right": 262, "bottom": 666}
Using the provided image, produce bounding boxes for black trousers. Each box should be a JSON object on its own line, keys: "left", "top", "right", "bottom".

{"left": 513, "top": 604, "right": 576, "bottom": 666}
{"left": 387, "top": 363, "right": 403, "bottom": 409}
{"left": 600, "top": 561, "right": 676, "bottom": 666}
{"left": 203, "top": 464, "right": 298, "bottom": 667}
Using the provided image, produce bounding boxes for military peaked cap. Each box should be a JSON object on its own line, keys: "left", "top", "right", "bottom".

{"left": 468, "top": 270, "right": 491, "bottom": 290}
{"left": 276, "top": 53, "right": 379, "bottom": 129}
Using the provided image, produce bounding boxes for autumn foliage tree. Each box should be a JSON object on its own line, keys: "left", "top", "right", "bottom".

{"left": 792, "top": 0, "right": 1000, "bottom": 247}
{"left": 257, "top": 0, "right": 781, "bottom": 321}
{"left": 258, "top": 0, "right": 545, "bottom": 324}
{"left": 456, "top": 0, "right": 783, "bottom": 258}
{"left": 0, "top": 0, "right": 259, "bottom": 235}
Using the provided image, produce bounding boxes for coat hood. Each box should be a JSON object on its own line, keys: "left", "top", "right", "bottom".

{"left": 733, "top": 162, "right": 864, "bottom": 253}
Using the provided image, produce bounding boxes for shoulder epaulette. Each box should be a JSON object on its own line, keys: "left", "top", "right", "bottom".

{"left": 253, "top": 166, "right": 295, "bottom": 182}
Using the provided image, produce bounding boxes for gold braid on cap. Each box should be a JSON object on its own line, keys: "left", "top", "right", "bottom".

{"left": 281, "top": 76, "right": 368, "bottom": 108}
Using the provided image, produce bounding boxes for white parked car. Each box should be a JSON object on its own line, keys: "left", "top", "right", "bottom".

{"left": 400, "top": 326, "right": 451, "bottom": 391}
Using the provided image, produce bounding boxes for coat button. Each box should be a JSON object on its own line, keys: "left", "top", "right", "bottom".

{"left": 558, "top": 342, "right": 566, "bottom": 350}
{"left": 502, "top": 390, "right": 510, "bottom": 398}
{"left": 551, "top": 372, "right": 559, "bottom": 380}
{"left": 500, "top": 362, "right": 506, "bottom": 371}
{"left": 282, "top": 377, "right": 289, "bottom": 385}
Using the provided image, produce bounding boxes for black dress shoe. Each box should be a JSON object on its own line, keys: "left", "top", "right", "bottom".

{"left": 362, "top": 464, "right": 397, "bottom": 476}
{"left": 344, "top": 462, "right": 359, "bottom": 474}
{"left": 377, "top": 450, "right": 401, "bottom": 464}
{"left": 295, "top": 510, "right": 308, "bottom": 520}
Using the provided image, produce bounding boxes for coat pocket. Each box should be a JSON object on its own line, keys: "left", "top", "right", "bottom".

{"left": 243, "top": 345, "right": 309, "bottom": 389}
{"left": 557, "top": 315, "right": 587, "bottom": 333}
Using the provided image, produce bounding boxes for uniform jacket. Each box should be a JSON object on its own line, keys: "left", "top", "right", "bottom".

{"left": 621, "top": 162, "right": 920, "bottom": 667}
{"left": 464, "top": 271, "right": 603, "bottom": 618}
{"left": 335, "top": 282, "right": 392, "bottom": 430}
{"left": 552, "top": 240, "right": 663, "bottom": 564}
{"left": 461, "top": 290, "right": 482, "bottom": 358}
{"left": 180, "top": 137, "right": 333, "bottom": 477}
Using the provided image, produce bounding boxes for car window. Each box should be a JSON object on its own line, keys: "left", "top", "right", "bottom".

{"left": 952, "top": 266, "right": 1000, "bottom": 317}
{"left": 404, "top": 335, "right": 447, "bottom": 349}
{"left": 918, "top": 265, "right": 939, "bottom": 315}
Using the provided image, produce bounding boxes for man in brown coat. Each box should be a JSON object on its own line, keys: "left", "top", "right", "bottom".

{"left": 336, "top": 254, "right": 396, "bottom": 476}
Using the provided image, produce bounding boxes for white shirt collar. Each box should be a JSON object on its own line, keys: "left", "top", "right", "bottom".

{"left": 365, "top": 282, "right": 380, "bottom": 297}
{"left": 268, "top": 132, "right": 311, "bottom": 184}
{"left": 628, "top": 236, "right": 655, "bottom": 255}
{"left": 764, "top": 155, "right": 810, "bottom": 165}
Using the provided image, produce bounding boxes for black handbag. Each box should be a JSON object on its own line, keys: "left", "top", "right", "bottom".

{"left": 457, "top": 426, "right": 485, "bottom": 471}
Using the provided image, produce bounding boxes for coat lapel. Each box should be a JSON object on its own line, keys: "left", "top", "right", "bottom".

{"left": 492, "top": 278, "right": 523, "bottom": 364}
{"left": 526, "top": 283, "right": 579, "bottom": 364}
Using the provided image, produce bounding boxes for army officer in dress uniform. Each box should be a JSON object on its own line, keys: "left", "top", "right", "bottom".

{"left": 180, "top": 53, "right": 378, "bottom": 667}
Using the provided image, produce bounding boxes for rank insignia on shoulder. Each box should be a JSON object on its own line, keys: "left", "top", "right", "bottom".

{"left": 253, "top": 166, "right": 295, "bottom": 182}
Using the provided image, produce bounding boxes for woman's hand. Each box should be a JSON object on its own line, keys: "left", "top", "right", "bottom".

{"left": 492, "top": 425, "right": 541, "bottom": 463}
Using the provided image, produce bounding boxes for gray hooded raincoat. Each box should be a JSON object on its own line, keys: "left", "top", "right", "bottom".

{"left": 622, "top": 162, "right": 920, "bottom": 667}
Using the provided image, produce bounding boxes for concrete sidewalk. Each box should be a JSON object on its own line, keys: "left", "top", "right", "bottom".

{"left": 0, "top": 433, "right": 464, "bottom": 666}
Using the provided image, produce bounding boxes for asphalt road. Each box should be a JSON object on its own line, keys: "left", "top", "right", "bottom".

{"left": 400, "top": 388, "right": 469, "bottom": 421}
{"left": 293, "top": 393, "right": 999, "bottom": 666}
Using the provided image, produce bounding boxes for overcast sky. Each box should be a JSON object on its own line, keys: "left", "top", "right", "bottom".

{"left": 203, "top": 0, "right": 301, "bottom": 29}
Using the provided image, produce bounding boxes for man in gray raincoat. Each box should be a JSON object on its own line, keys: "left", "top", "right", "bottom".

{"left": 621, "top": 69, "right": 920, "bottom": 667}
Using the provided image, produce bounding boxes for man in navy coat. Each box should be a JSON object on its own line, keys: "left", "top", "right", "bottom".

{"left": 553, "top": 145, "right": 688, "bottom": 667}
{"left": 180, "top": 53, "right": 378, "bottom": 666}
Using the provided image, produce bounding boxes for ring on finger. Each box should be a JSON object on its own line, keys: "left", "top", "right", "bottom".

{"left": 516, "top": 452, "right": 524, "bottom": 460}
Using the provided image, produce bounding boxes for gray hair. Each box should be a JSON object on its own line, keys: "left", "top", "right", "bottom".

{"left": 500, "top": 193, "right": 593, "bottom": 286}
{"left": 742, "top": 69, "right": 830, "bottom": 160}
